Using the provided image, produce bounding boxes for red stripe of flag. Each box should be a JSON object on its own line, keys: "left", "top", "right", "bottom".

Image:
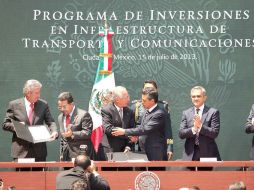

{"left": 106, "top": 32, "right": 112, "bottom": 71}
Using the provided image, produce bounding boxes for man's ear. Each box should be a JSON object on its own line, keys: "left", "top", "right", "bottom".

{"left": 85, "top": 165, "right": 92, "bottom": 172}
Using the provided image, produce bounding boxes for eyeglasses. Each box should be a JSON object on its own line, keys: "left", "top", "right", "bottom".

{"left": 191, "top": 95, "right": 202, "bottom": 98}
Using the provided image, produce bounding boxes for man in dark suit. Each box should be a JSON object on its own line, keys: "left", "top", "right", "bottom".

{"left": 112, "top": 87, "right": 167, "bottom": 161}
{"left": 58, "top": 92, "right": 95, "bottom": 161}
{"left": 56, "top": 155, "right": 110, "bottom": 190}
{"left": 2, "top": 79, "right": 58, "bottom": 162}
{"left": 101, "top": 86, "right": 134, "bottom": 155}
{"left": 244, "top": 104, "right": 254, "bottom": 160}
{"left": 131, "top": 80, "right": 173, "bottom": 160}
{"left": 179, "top": 86, "right": 221, "bottom": 166}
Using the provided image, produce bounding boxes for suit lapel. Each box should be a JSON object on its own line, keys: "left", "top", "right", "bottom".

{"left": 19, "top": 98, "right": 30, "bottom": 125}
{"left": 143, "top": 105, "right": 159, "bottom": 123}
{"left": 33, "top": 101, "right": 40, "bottom": 125}
{"left": 201, "top": 106, "right": 209, "bottom": 124}
{"left": 58, "top": 113, "right": 66, "bottom": 133}
{"left": 112, "top": 104, "right": 122, "bottom": 126}
{"left": 191, "top": 107, "right": 195, "bottom": 116}
{"left": 122, "top": 107, "right": 129, "bottom": 128}
{"left": 71, "top": 107, "right": 78, "bottom": 125}
{"left": 186, "top": 107, "right": 195, "bottom": 127}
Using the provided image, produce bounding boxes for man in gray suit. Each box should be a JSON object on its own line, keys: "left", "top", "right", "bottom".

{"left": 179, "top": 86, "right": 221, "bottom": 164}
{"left": 2, "top": 79, "right": 58, "bottom": 162}
{"left": 112, "top": 87, "right": 167, "bottom": 161}
{"left": 58, "top": 92, "right": 95, "bottom": 161}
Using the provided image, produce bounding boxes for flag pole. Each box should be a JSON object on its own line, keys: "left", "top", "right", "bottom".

{"left": 89, "top": 21, "right": 115, "bottom": 152}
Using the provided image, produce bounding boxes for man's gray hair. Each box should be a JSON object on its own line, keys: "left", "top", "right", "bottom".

{"left": 190, "top": 86, "right": 206, "bottom": 96}
{"left": 112, "top": 86, "right": 127, "bottom": 101}
{"left": 23, "top": 79, "right": 42, "bottom": 95}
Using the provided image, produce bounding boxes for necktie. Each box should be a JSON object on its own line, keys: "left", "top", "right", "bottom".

{"left": 65, "top": 114, "right": 70, "bottom": 130}
{"left": 145, "top": 110, "right": 150, "bottom": 117}
{"left": 119, "top": 108, "right": 123, "bottom": 120}
{"left": 195, "top": 108, "right": 200, "bottom": 145}
{"left": 196, "top": 108, "right": 200, "bottom": 117}
{"left": 28, "top": 103, "right": 34, "bottom": 125}
{"left": 142, "top": 110, "right": 150, "bottom": 123}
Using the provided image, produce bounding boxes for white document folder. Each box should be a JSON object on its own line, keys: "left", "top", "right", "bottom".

{"left": 13, "top": 120, "right": 52, "bottom": 143}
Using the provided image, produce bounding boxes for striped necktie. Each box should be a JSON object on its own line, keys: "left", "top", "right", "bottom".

{"left": 119, "top": 108, "right": 123, "bottom": 120}
{"left": 195, "top": 108, "right": 200, "bottom": 145}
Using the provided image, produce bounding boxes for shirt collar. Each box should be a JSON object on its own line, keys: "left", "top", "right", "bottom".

{"left": 195, "top": 104, "right": 204, "bottom": 114}
{"left": 24, "top": 97, "right": 33, "bottom": 108}
{"left": 148, "top": 103, "right": 157, "bottom": 113}
{"left": 114, "top": 104, "right": 122, "bottom": 112}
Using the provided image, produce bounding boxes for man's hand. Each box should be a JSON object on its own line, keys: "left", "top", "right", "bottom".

{"left": 252, "top": 118, "right": 254, "bottom": 126}
{"left": 62, "top": 128, "right": 72, "bottom": 138}
{"left": 124, "top": 146, "right": 131, "bottom": 153}
{"left": 167, "top": 151, "right": 173, "bottom": 160}
{"left": 50, "top": 131, "right": 58, "bottom": 140}
{"left": 193, "top": 114, "right": 201, "bottom": 130}
{"left": 112, "top": 127, "right": 125, "bottom": 136}
{"left": 87, "top": 160, "right": 100, "bottom": 176}
{"left": 129, "top": 136, "right": 138, "bottom": 143}
{"left": 87, "top": 160, "right": 96, "bottom": 173}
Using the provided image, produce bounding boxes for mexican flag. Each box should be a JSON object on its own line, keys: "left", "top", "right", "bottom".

{"left": 89, "top": 25, "right": 115, "bottom": 152}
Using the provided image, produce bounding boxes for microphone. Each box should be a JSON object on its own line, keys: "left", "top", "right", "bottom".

{"left": 79, "top": 144, "right": 88, "bottom": 156}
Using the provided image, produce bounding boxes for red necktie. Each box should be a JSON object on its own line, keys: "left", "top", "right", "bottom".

{"left": 28, "top": 103, "right": 34, "bottom": 125}
{"left": 65, "top": 115, "right": 70, "bottom": 130}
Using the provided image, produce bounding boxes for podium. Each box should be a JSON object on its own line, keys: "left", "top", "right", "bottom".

{"left": 0, "top": 161, "right": 254, "bottom": 190}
